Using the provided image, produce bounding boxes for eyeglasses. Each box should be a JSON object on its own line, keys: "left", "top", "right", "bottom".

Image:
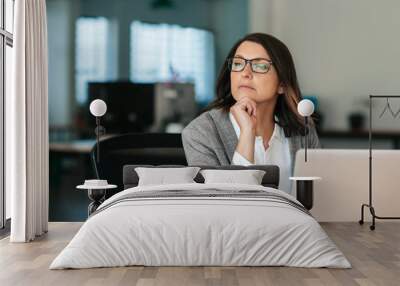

{"left": 228, "top": 57, "right": 273, "bottom": 74}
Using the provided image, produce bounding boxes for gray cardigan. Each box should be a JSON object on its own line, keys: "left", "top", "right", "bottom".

{"left": 181, "top": 108, "right": 320, "bottom": 173}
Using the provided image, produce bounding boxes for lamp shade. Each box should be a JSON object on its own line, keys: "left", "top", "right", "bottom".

{"left": 297, "top": 99, "right": 315, "bottom": 117}
{"left": 89, "top": 99, "right": 107, "bottom": 117}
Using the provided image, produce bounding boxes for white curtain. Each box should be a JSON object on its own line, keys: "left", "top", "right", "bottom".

{"left": 7, "top": 0, "right": 49, "bottom": 242}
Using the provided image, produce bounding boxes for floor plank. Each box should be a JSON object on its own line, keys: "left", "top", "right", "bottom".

{"left": 0, "top": 222, "right": 399, "bottom": 286}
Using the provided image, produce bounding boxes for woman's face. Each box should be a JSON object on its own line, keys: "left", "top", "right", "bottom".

{"left": 230, "top": 41, "right": 282, "bottom": 104}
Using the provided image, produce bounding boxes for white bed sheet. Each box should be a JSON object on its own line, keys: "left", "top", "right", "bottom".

{"left": 50, "top": 183, "right": 351, "bottom": 269}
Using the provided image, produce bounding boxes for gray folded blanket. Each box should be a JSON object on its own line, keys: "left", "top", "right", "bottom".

{"left": 91, "top": 189, "right": 311, "bottom": 218}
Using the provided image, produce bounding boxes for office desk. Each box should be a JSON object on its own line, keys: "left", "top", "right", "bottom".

{"left": 50, "top": 140, "right": 95, "bottom": 154}
{"left": 319, "top": 130, "right": 400, "bottom": 149}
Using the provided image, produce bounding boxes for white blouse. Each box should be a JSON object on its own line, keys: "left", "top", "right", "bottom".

{"left": 229, "top": 112, "right": 292, "bottom": 194}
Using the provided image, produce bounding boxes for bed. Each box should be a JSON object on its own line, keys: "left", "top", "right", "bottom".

{"left": 50, "top": 165, "right": 350, "bottom": 269}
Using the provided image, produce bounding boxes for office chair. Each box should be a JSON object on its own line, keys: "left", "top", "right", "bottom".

{"left": 90, "top": 133, "right": 187, "bottom": 198}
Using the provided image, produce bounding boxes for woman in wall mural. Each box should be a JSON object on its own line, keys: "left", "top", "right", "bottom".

{"left": 181, "top": 33, "right": 320, "bottom": 193}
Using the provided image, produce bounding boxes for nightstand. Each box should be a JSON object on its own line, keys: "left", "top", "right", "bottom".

{"left": 289, "top": 177, "right": 321, "bottom": 210}
{"left": 77, "top": 182, "right": 117, "bottom": 216}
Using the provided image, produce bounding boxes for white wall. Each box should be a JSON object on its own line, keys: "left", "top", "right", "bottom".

{"left": 249, "top": 0, "right": 400, "bottom": 131}
{"left": 248, "top": 0, "right": 276, "bottom": 35}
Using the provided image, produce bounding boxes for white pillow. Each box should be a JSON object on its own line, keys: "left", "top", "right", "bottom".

{"left": 135, "top": 167, "right": 201, "bottom": 186}
{"left": 200, "top": 169, "right": 266, "bottom": 185}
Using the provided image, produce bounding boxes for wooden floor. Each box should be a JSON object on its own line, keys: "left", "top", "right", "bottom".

{"left": 0, "top": 222, "right": 399, "bottom": 286}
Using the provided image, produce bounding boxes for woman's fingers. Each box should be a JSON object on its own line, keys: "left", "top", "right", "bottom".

{"left": 245, "top": 102, "right": 253, "bottom": 116}
{"left": 235, "top": 99, "right": 250, "bottom": 115}
{"left": 231, "top": 102, "right": 250, "bottom": 120}
{"left": 230, "top": 98, "right": 257, "bottom": 131}
{"left": 231, "top": 97, "right": 258, "bottom": 120}
{"left": 232, "top": 103, "right": 250, "bottom": 119}
{"left": 238, "top": 97, "right": 257, "bottom": 116}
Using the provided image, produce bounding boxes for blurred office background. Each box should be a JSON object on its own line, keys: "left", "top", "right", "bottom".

{"left": 45, "top": 0, "right": 400, "bottom": 220}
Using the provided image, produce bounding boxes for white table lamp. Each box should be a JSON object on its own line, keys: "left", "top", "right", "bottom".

{"left": 89, "top": 99, "right": 107, "bottom": 163}
{"left": 297, "top": 99, "right": 315, "bottom": 162}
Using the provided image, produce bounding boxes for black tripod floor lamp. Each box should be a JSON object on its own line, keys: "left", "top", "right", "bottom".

{"left": 359, "top": 95, "right": 400, "bottom": 230}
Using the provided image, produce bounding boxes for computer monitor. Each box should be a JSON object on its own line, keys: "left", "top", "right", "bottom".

{"left": 152, "top": 82, "right": 197, "bottom": 132}
{"left": 87, "top": 81, "right": 155, "bottom": 133}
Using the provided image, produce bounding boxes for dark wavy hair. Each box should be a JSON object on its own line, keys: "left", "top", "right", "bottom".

{"left": 206, "top": 33, "right": 314, "bottom": 137}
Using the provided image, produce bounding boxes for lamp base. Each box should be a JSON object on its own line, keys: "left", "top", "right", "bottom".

{"left": 87, "top": 189, "right": 106, "bottom": 216}
{"left": 296, "top": 180, "right": 313, "bottom": 210}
